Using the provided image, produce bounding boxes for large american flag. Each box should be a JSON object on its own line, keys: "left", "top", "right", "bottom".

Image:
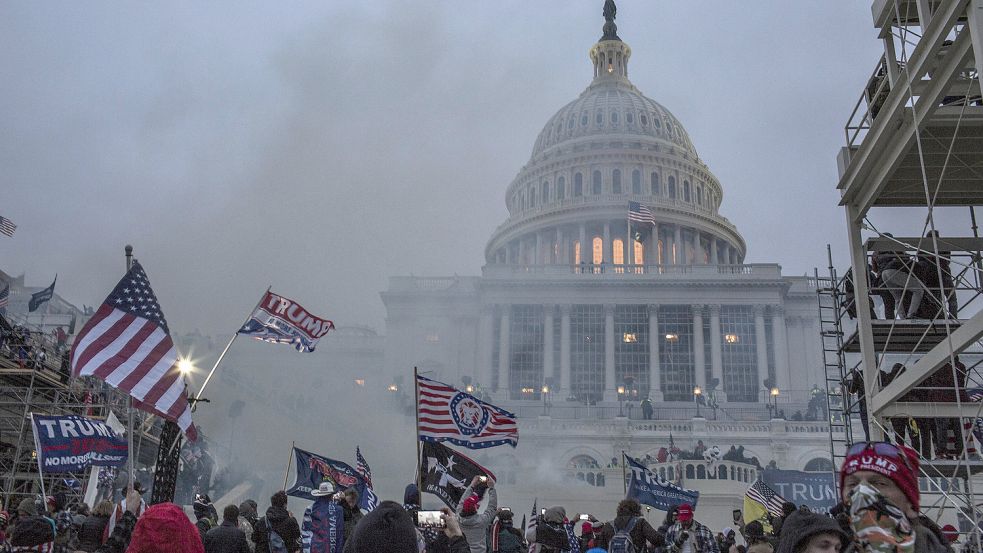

{"left": 628, "top": 201, "right": 655, "bottom": 224}
{"left": 355, "top": 446, "right": 373, "bottom": 489}
{"left": 746, "top": 479, "right": 786, "bottom": 518}
{"left": 70, "top": 262, "right": 197, "bottom": 440}
{"left": 416, "top": 374, "right": 518, "bottom": 449}
{"left": 0, "top": 281, "right": 8, "bottom": 311}
{"left": 0, "top": 215, "right": 15, "bottom": 237}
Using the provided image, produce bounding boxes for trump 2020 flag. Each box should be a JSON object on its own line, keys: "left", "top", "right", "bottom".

{"left": 238, "top": 290, "right": 334, "bottom": 352}
{"left": 70, "top": 262, "right": 196, "bottom": 441}
{"left": 416, "top": 375, "right": 518, "bottom": 449}
{"left": 625, "top": 455, "right": 699, "bottom": 510}
{"left": 31, "top": 414, "right": 128, "bottom": 473}
{"left": 286, "top": 447, "right": 378, "bottom": 511}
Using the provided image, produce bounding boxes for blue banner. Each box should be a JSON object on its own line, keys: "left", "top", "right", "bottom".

{"left": 31, "top": 414, "right": 127, "bottom": 473}
{"left": 625, "top": 456, "right": 699, "bottom": 511}
{"left": 761, "top": 469, "right": 836, "bottom": 513}
{"left": 286, "top": 447, "right": 378, "bottom": 511}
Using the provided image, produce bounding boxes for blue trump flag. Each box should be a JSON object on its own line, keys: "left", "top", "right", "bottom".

{"left": 761, "top": 469, "right": 836, "bottom": 513}
{"left": 286, "top": 447, "right": 378, "bottom": 511}
{"left": 31, "top": 414, "right": 128, "bottom": 473}
{"left": 625, "top": 455, "right": 699, "bottom": 511}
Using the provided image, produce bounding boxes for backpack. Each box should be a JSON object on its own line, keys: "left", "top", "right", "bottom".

{"left": 609, "top": 517, "right": 642, "bottom": 553}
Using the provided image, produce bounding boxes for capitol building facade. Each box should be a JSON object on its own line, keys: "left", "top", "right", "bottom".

{"left": 379, "top": 5, "right": 836, "bottom": 526}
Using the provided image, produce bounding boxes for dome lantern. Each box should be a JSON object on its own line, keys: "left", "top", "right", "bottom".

{"left": 591, "top": 1, "right": 630, "bottom": 82}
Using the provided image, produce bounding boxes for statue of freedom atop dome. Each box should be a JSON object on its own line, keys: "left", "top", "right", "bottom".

{"left": 603, "top": 0, "right": 616, "bottom": 21}
{"left": 601, "top": 0, "right": 620, "bottom": 41}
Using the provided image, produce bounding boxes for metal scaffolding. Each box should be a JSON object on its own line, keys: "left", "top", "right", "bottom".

{"left": 835, "top": 0, "right": 983, "bottom": 538}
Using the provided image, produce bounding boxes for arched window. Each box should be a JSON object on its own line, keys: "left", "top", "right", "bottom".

{"left": 632, "top": 170, "right": 641, "bottom": 194}
{"left": 804, "top": 458, "right": 835, "bottom": 472}
{"left": 592, "top": 171, "right": 602, "bottom": 195}
{"left": 595, "top": 111, "right": 603, "bottom": 126}
{"left": 586, "top": 473, "right": 595, "bottom": 486}
{"left": 612, "top": 170, "right": 622, "bottom": 194}
{"left": 574, "top": 173, "right": 584, "bottom": 197}
{"left": 634, "top": 240, "right": 644, "bottom": 265}
{"left": 581, "top": 113, "right": 589, "bottom": 127}
{"left": 730, "top": 466, "right": 736, "bottom": 480}
{"left": 668, "top": 176, "right": 676, "bottom": 199}
{"left": 686, "top": 465, "right": 695, "bottom": 480}
{"left": 659, "top": 468, "right": 666, "bottom": 480}
{"left": 626, "top": 112, "right": 634, "bottom": 124}
{"left": 651, "top": 173, "right": 660, "bottom": 195}
{"left": 611, "top": 111, "right": 619, "bottom": 124}
{"left": 641, "top": 114, "right": 649, "bottom": 126}
{"left": 697, "top": 465, "right": 706, "bottom": 479}
{"left": 697, "top": 187, "right": 703, "bottom": 206}
{"left": 613, "top": 239, "right": 624, "bottom": 265}
{"left": 574, "top": 240, "right": 581, "bottom": 264}
{"left": 557, "top": 176, "right": 566, "bottom": 200}
{"left": 542, "top": 182, "right": 549, "bottom": 203}
{"left": 683, "top": 181, "right": 691, "bottom": 202}
{"left": 596, "top": 474, "right": 605, "bottom": 487}
{"left": 592, "top": 237, "right": 603, "bottom": 265}
{"left": 668, "top": 467, "right": 674, "bottom": 481}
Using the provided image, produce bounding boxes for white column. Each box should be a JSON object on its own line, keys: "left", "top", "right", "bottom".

{"left": 650, "top": 225, "right": 660, "bottom": 268}
{"left": 556, "top": 228, "right": 564, "bottom": 265}
{"left": 518, "top": 239, "right": 526, "bottom": 266}
{"left": 560, "top": 305, "right": 571, "bottom": 396}
{"left": 579, "top": 224, "right": 587, "bottom": 264}
{"left": 709, "top": 305, "right": 725, "bottom": 401}
{"left": 771, "top": 306, "right": 790, "bottom": 393}
{"left": 647, "top": 304, "right": 663, "bottom": 401}
{"left": 674, "top": 225, "right": 683, "bottom": 265}
{"left": 692, "top": 231, "right": 700, "bottom": 265}
{"left": 710, "top": 237, "right": 719, "bottom": 265}
{"left": 498, "top": 307, "right": 511, "bottom": 398}
{"left": 604, "top": 303, "right": 616, "bottom": 401}
{"left": 478, "top": 305, "right": 495, "bottom": 389}
{"left": 603, "top": 223, "right": 612, "bottom": 265}
{"left": 692, "top": 305, "right": 707, "bottom": 391}
{"left": 754, "top": 305, "right": 769, "bottom": 396}
{"left": 543, "top": 305, "right": 555, "bottom": 383}
{"left": 535, "top": 232, "right": 544, "bottom": 265}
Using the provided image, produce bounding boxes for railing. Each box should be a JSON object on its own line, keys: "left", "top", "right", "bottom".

{"left": 518, "top": 416, "right": 831, "bottom": 435}
{"left": 482, "top": 263, "right": 781, "bottom": 278}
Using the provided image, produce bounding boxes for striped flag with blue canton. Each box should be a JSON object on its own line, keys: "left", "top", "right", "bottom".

{"left": 628, "top": 201, "right": 655, "bottom": 224}
{"left": 0, "top": 281, "right": 8, "bottom": 313}
{"left": 0, "top": 215, "right": 15, "bottom": 237}
{"left": 355, "top": 446, "right": 372, "bottom": 489}
{"left": 746, "top": 479, "right": 787, "bottom": 518}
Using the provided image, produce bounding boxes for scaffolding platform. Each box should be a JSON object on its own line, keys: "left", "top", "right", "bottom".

{"left": 841, "top": 319, "right": 962, "bottom": 353}
{"left": 920, "top": 458, "right": 983, "bottom": 479}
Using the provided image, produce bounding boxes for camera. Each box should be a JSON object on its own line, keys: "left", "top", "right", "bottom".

{"left": 415, "top": 510, "right": 446, "bottom": 529}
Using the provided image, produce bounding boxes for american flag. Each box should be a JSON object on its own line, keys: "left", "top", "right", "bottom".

{"left": 526, "top": 499, "right": 537, "bottom": 553}
{"left": 70, "top": 262, "right": 196, "bottom": 441}
{"left": 746, "top": 479, "right": 786, "bottom": 518}
{"left": 355, "top": 446, "right": 372, "bottom": 489}
{"left": 628, "top": 201, "right": 655, "bottom": 224}
{"left": 0, "top": 216, "right": 15, "bottom": 237}
{"left": 0, "top": 281, "right": 8, "bottom": 311}
{"left": 416, "top": 374, "right": 519, "bottom": 449}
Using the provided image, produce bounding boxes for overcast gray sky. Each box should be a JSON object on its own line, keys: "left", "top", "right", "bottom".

{"left": 2, "top": 1, "right": 897, "bottom": 335}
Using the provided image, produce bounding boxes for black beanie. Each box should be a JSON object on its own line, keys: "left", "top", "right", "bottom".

{"left": 404, "top": 484, "right": 420, "bottom": 506}
{"left": 347, "top": 501, "right": 417, "bottom": 553}
{"left": 775, "top": 509, "right": 849, "bottom": 553}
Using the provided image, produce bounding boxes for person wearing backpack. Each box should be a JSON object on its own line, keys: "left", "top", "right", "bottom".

{"left": 252, "top": 491, "right": 302, "bottom": 553}
{"left": 490, "top": 509, "right": 525, "bottom": 553}
{"left": 596, "top": 499, "right": 666, "bottom": 553}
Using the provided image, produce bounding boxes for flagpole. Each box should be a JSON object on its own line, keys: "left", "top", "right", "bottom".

{"left": 125, "top": 245, "right": 135, "bottom": 493}
{"left": 627, "top": 209, "right": 633, "bottom": 272}
{"left": 622, "top": 450, "right": 628, "bottom": 496}
{"left": 30, "top": 413, "right": 47, "bottom": 499}
{"left": 414, "top": 366, "right": 423, "bottom": 495}
{"left": 282, "top": 441, "right": 295, "bottom": 490}
{"left": 193, "top": 286, "right": 270, "bottom": 405}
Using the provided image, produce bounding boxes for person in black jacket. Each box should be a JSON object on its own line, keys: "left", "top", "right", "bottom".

{"left": 252, "top": 491, "right": 302, "bottom": 553}
{"left": 596, "top": 499, "right": 666, "bottom": 551}
{"left": 77, "top": 500, "right": 113, "bottom": 552}
{"left": 9, "top": 497, "right": 56, "bottom": 551}
{"left": 204, "top": 504, "right": 251, "bottom": 553}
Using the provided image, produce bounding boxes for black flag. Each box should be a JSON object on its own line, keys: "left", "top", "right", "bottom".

{"left": 29, "top": 275, "right": 56, "bottom": 312}
{"left": 419, "top": 441, "right": 495, "bottom": 508}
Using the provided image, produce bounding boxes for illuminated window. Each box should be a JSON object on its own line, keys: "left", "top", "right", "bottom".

{"left": 623, "top": 333, "right": 637, "bottom": 343}
{"left": 574, "top": 240, "right": 581, "bottom": 264}
{"left": 634, "top": 240, "right": 644, "bottom": 265}
{"left": 592, "top": 237, "right": 603, "bottom": 265}
{"left": 354, "top": 379, "right": 365, "bottom": 387}
{"left": 724, "top": 334, "right": 739, "bottom": 344}
{"left": 425, "top": 332, "right": 439, "bottom": 343}
{"left": 613, "top": 239, "right": 624, "bottom": 265}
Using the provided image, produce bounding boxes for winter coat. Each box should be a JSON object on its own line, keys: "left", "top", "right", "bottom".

{"left": 126, "top": 503, "right": 205, "bottom": 553}
{"left": 493, "top": 526, "right": 525, "bottom": 553}
{"left": 775, "top": 510, "right": 848, "bottom": 553}
{"left": 428, "top": 535, "right": 473, "bottom": 553}
{"left": 455, "top": 485, "right": 498, "bottom": 553}
{"left": 598, "top": 516, "right": 666, "bottom": 551}
{"left": 9, "top": 515, "right": 56, "bottom": 552}
{"left": 302, "top": 498, "right": 345, "bottom": 553}
{"left": 912, "top": 517, "right": 953, "bottom": 553}
{"left": 77, "top": 513, "right": 110, "bottom": 552}
{"left": 525, "top": 522, "right": 571, "bottom": 552}
{"left": 204, "top": 521, "right": 252, "bottom": 553}
{"left": 253, "top": 506, "right": 302, "bottom": 553}
{"left": 340, "top": 502, "right": 362, "bottom": 544}
{"left": 873, "top": 251, "right": 908, "bottom": 274}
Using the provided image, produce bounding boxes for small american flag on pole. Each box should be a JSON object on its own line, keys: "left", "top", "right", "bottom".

{"left": 70, "top": 261, "right": 196, "bottom": 440}
{"left": 355, "top": 446, "right": 372, "bottom": 489}
{"left": 416, "top": 374, "right": 518, "bottom": 449}
{"left": 0, "top": 216, "right": 16, "bottom": 237}
{"left": 628, "top": 201, "right": 655, "bottom": 225}
{"left": 746, "top": 479, "right": 787, "bottom": 518}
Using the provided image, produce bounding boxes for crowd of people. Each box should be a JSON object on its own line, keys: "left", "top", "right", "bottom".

{"left": 0, "top": 440, "right": 973, "bottom": 553}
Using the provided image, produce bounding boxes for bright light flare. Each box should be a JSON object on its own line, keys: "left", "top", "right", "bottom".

{"left": 178, "top": 359, "right": 195, "bottom": 375}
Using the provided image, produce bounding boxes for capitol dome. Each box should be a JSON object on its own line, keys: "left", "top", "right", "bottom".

{"left": 485, "top": 4, "right": 745, "bottom": 270}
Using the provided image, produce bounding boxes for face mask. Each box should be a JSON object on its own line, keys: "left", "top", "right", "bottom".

{"left": 849, "top": 483, "right": 915, "bottom": 553}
